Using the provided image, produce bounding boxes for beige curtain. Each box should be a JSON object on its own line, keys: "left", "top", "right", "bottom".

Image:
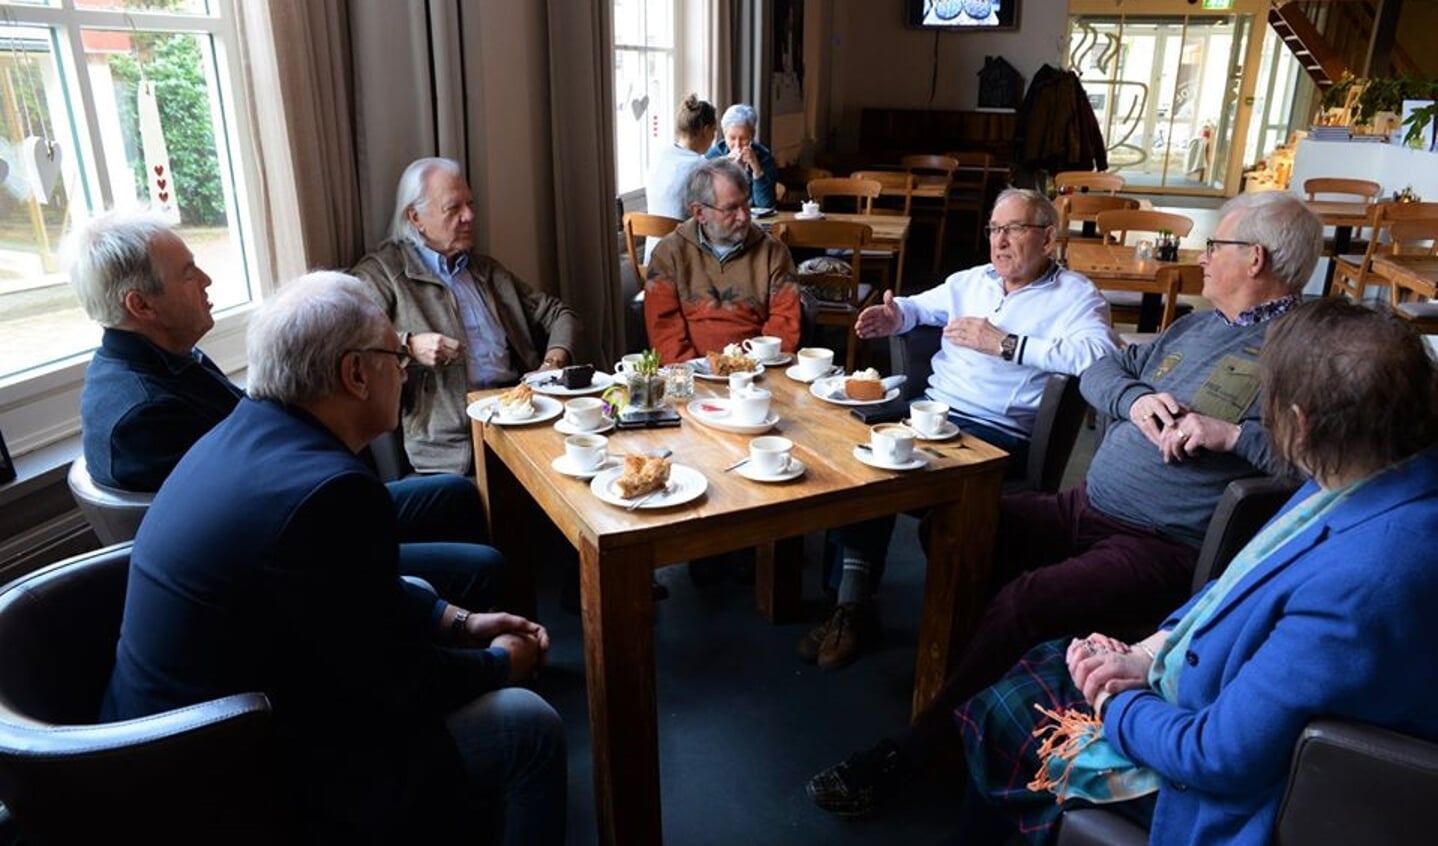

{"left": 233, "top": 0, "right": 364, "bottom": 286}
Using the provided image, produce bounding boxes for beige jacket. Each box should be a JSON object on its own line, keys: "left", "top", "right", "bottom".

{"left": 352, "top": 240, "right": 581, "bottom": 474}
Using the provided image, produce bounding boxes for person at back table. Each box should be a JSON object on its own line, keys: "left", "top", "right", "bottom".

{"left": 352, "top": 157, "right": 582, "bottom": 474}
{"left": 642, "top": 94, "right": 716, "bottom": 263}
{"left": 102, "top": 273, "right": 566, "bottom": 843}
{"left": 705, "top": 103, "right": 779, "bottom": 210}
{"left": 644, "top": 157, "right": 801, "bottom": 363}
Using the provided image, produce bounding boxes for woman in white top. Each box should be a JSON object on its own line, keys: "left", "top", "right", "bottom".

{"left": 643, "top": 95, "right": 716, "bottom": 261}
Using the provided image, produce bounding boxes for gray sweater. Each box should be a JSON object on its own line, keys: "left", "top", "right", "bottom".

{"left": 1082, "top": 311, "right": 1280, "bottom": 547}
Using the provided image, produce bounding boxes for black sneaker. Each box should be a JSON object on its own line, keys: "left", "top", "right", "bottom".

{"left": 806, "top": 740, "right": 907, "bottom": 817}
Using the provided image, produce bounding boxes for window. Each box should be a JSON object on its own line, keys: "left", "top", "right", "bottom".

{"left": 0, "top": 0, "right": 257, "bottom": 458}
{"left": 612, "top": 0, "right": 676, "bottom": 197}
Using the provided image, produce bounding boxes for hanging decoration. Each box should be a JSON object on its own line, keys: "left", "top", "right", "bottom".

{"left": 6, "top": 15, "right": 63, "bottom": 204}
{"left": 137, "top": 77, "right": 179, "bottom": 223}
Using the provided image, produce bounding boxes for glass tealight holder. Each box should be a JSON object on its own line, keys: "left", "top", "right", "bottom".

{"left": 1135, "top": 239, "right": 1155, "bottom": 262}
{"left": 663, "top": 362, "right": 695, "bottom": 400}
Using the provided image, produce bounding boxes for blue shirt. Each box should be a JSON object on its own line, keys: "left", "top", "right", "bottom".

{"left": 413, "top": 243, "right": 516, "bottom": 388}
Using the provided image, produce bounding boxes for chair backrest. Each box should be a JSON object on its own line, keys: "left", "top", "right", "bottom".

{"left": 1346, "top": 201, "right": 1438, "bottom": 272}
{"left": 900, "top": 153, "right": 959, "bottom": 177}
{"left": 1388, "top": 218, "right": 1438, "bottom": 255}
{"left": 776, "top": 165, "right": 833, "bottom": 206}
{"left": 888, "top": 325, "right": 1087, "bottom": 493}
{"left": 1058, "top": 195, "right": 1140, "bottom": 235}
{"left": 0, "top": 545, "right": 280, "bottom": 839}
{"left": 852, "top": 170, "right": 914, "bottom": 216}
{"left": 623, "top": 211, "right": 682, "bottom": 282}
{"left": 1054, "top": 171, "right": 1125, "bottom": 194}
{"left": 66, "top": 455, "right": 154, "bottom": 545}
{"left": 1303, "top": 177, "right": 1381, "bottom": 202}
{"left": 806, "top": 177, "right": 882, "bottom": 215}
{"left": 943, "top": 151, "right": 992, "bottom": 194}
{"left": 1095, "top": 209, "right": 1194, "bottom": 245}
{"left": 1189, "top": 476, "right": 1300, "bottom": 591}
{"left": 781, "top": 220, "right": 872, "bottom": 307}
{"left": 1152, "top": 263, "right": 1205, "bottom": 331}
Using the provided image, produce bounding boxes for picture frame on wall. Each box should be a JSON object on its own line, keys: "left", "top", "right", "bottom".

{"left": 906, "top": 0, "right": 1020, "bottom": 32}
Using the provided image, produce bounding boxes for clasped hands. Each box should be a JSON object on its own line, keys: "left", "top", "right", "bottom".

{"left": 455, "top": 610, "right": 550, "bottom": 684}
{"left": 1066, "top": 633, "right": 1153, "bottom": 718}
{"left": 407, "top": 332, "right": 465, "bottom": 367}
{"left": 1128, "top": 392, "right": 1238, "bottom": 464}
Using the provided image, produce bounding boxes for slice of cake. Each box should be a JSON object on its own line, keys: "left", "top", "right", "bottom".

{"left": 845, "top": 367, "right": 885, "bottom": 401}
{"left": 498, "top": 383, "right": 535, "bottom": 417}
{"left": 613, "top": 454, "right": 671, "bottom": 499}
{"left": 706, "top": 343, "right": 757, "bottom": 377}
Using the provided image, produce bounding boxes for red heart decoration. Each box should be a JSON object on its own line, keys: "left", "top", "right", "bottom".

{"left": 154, "top": 165, "right": 164, "bottom": 176}
{"left": 158, "top": 192, "right": 169, "bottom": 202}
{"left": 157, "top": 178, "right": 167, "bottom": 189}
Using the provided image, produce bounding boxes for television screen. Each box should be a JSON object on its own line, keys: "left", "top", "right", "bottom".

{"left": 906, "top": 0, "right": 1020, "bottom": 31}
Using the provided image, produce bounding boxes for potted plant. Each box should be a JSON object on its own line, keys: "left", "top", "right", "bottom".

{"left": 1318, "top": 73, "right": 1360, "bottom": 126}
{"left": 1356, "top": 76, "right": 1404, "bottom": 134}
{"left": 603, "top": 348, "right": 666, "bottom": 413}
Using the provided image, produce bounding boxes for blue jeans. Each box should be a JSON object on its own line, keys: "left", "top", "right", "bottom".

{"left": 446, "top": 688, "right": 567, "bottom": 846}
{"left": 825, "top": 414, "right": 1030, "bottom": 591}
{"left": 388, "top": 474, "right": 504, "bottom": 611}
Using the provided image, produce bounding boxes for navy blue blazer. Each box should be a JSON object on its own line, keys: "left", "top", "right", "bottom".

{"left": 1107, "top": 447, "right": 1438, "bottom": 846}
{"left": 80, "top": 328, "right": 243, "bottom": 491}
{"left": 102, "top": 398, "right": 509, "bottom": 838}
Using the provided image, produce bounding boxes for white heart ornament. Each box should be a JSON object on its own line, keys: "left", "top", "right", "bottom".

{"left": 20, "top": 136, "right": 62, "bottom": 204}
{"left": 630, "top": 95, "right": 649, "bottom": 121}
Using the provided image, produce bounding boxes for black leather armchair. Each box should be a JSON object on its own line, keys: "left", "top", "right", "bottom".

{"left": 889, "top": 325, "right": 1088, "bottom": 493}
{"left": 65, "top": 455, "right": 153, "bottom": 545}
{"left": 0, "top": 545, "right": 282, "bottom": 842}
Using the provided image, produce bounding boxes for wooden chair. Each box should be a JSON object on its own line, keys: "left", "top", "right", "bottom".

{"left": 1305, "top": 177, "right": 1382, "bottom": 255}
{"left": 1056, "top": 194, "right": 1139, "bottom": 260}
{"left": 779, "top": 219, "right": 878, "bottom": 371}
{"left": 852, "top": 170, "right": 914, "bottom": 217}
{"left": 1331, "top": 201, "right": 1438, "bottom": 304}
{"left": 1114, "top": 264, "right": 1206, "bottom": 348}
{"left": 1385, "top": 217, "right": 1438, "bottom": 334}
{"left": 806, "top": 177, "right": 881, "bottom": 215}
{"left": 1094, "top": 210, "right": 1195, "bottom": 329}
{"left": 1054, "top": 171, "right": 1125, "bottom": 195}
{"left": 900, "top": 153, "right": 961, "bottom": 272}
{"left": 946, "top": 151, "right": 993, "bottom": 258}
{"left": 622, "top": 211, "right": 682, "bottom": 283}
{"left": 776, "top": 165, "right": 832, "bottom": 208}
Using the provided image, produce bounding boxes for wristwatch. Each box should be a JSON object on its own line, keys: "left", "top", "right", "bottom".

{"left": 1000, "top": 334, "right": 1019, "bottom": 362}
{"left": 448, "top": 608, "right": 470, "bottom": 643}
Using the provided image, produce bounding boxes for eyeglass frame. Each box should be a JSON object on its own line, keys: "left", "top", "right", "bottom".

{"left": 350, "top": 347, "right": 413, "bottom": 369}
{"left": 1204, "top": 238, "right": 1259, "bottom": 256}
{"left": 984, "top": 222, "right": 1051, "bottom": 238}
{"left": 701, "top": 202, "right": 751, "bottom": 218}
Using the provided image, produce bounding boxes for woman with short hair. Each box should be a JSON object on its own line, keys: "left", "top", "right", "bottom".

{"left": 705, "top": 102, "right": 779, "bottom": 210}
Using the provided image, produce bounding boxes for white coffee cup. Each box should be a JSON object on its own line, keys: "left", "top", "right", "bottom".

{"left": 749, "top": 435, "right": 793, "bottom": 476}
{"left": 564, "top": 433, "right": 608, "bottom": 471}
{"left": 730, "top": 387, "right": 772, "bottom": 425}
{"left": 743, "top": 335, "right": 782, "bottom": 362}
{"left": 795, "top": 347, "right": 835, "bottom": 380}
{"left": 564, "top": 396, "right": 605, "bottom": 430}
{"left": 801, "top": 200, "right": 820, "bottom": 217}
{"left": 909, "top": 400, "right": 950, "bottom": 437}
{"left": 613, "top": 353, "right": 644, "bottom": 373}
{"left": 728, "top": 371, "right": 756, "bottom": 395}
{"left": 870, "top": 423, "right": 916, "bottom": 465}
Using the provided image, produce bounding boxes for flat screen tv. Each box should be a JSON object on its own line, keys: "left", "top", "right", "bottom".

{"left": 906, "top": 0, "right": 1020, "bottom": 31}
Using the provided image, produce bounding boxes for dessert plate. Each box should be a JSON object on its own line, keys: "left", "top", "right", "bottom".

{"left": 466, "top": 395, "right": 564, "bottom": 425}
{"left": 784, "top": 364, "right": 842, "bottom": 384}
{"left": 793, "top": 211, "right": 825, "bottom": 220}
{"left": 686, "top": 398, "right": 779, "bottom": 434}
{"left": 686, "top": 357, "right": 766, "bottom": 382}
{"left": 590, "top": 463, "right": 708, "bottom": 509}
{"left": 902, "top": 419, "right": 962, "bottom": 442}
{"left": 550, "top": 454, "right": 620, "bottom": 480}
{"left": 554, "top": 416, "right": 616, "bottom": 436}
{"left": 811, "top": 376, "right": 902, "bottom": 406}
{"left": 757, "top": 351, "right": 794, "bottom": 367}
{"left": 736, "top": 458, "right": 805, "bottom": 483}
{"left": 852, "top": 445, "right": 927, "bottom": 472}
{"left": 522, "top": 370, "right": 615, "bottom": 397}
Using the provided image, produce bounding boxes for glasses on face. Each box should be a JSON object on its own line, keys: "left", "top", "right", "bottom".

{"left": 1204, "top": 238, "right": 1258, "bottom": 256}
{"left": 985, "top": 222, "right": 1049, "bottom": 239}
{"left": 703, "top": 202, "right": 750, "bottom": 218}
{"left": 351, "top": 348, "right": 412, "bottom": 369}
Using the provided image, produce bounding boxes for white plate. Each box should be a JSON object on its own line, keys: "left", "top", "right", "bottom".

{"left": 751, "top": 206, "right": 775, "bottom": 217}
{"left": 793, "top": 211, "right": 825, "bottom": 220}
{"left": 784, "top": 364, "right": 841, "bottom": 384}
{"left": 810, "top": 376, "right": 901, "bottom": 406}
{"left": 466, "top": 394, "right": 564, "bottom": 425}
{"left": 522, "top": 370, "right": 615, "bottom": 397}
{"left": 686, "top": 398, "right": 779, "bottom": 434}
{"left": 550, "top": 454, "right": 620, "bottom": 480}
{"left": 852, "top": 445, "right": 927, "bottom": 472}
{"left": 554, "top": 416, "right": 616, "bottom": 436}
{"left": 590, "top": 463, "right": 708, "bottom": 509}
{"left": 687, "top": 357, "right": 766, "bottom": 382}
{"left": 758, "top": 351, "right": 794, "bottom": 367}
{"left": 737, "top": 457, "right": 805, "bottom": 483}
{"left": 902, "top": 419, "right": 962, "bottom": 442}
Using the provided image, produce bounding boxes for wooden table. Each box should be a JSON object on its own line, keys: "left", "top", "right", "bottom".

{"left": 470, "top": 375, "right": 1006, "bottom": 846}
{"left": 1065, "top": 242, "right": 1204, "bottom": 332}
{"left": 1305, "top": 200, "right": 1372, "bottom": 296}
{"left": 766, "top": 210, "right": 912, "bottom": 292}
{"left": 1369, "top": 254, "right": 1438, "bottom": 303}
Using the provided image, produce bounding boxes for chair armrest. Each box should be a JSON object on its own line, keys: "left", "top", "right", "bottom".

{"left": 1056, "top": 807, "right": 1148, "bottom": 846}
{"left": 1190, "top": 476, "right": 1299, "bottom": 591}
{"left": 889, "top": 325, "right": 941, "bottom": 401}
{"left": 0, "top": 692, "right": 270, "bottom": 758}
{"left": 1019, "top": 372, "right": 1087, "bottom": 494}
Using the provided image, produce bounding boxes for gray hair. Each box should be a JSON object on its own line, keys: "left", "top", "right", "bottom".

{"left": 65, "top": 211, "right": 175, "bottom": 328}
{"left": 992, "top": 188, "right": 1059, "bottom": 228}
{"left": 388, "top": 157, "right": 463, "bottom": 247}
{"left": 246, "top": 271, "right": 391, "bottom": 406}
{"left": 720, "top": 103, "right": 759, "bottom": 132}
{"left": 685, "top": 157, "right": 750, "bottom": 209}
{"left": 1217, "top": 192, "right": 1322, "bottom": 292}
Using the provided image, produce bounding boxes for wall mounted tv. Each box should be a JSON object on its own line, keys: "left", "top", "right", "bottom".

{"left": 906, "top": 0, "right": 1020, "bottom": 32}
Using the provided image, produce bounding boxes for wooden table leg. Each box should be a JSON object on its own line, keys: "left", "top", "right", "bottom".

{"left": 581, "top": 535, "right": 662, "bottom": 846}
{"left": 911, "top": 467, "right": 1002, "bottom": 719}
{"left": 754, "top": 537, "right": 803, "bottom": 623}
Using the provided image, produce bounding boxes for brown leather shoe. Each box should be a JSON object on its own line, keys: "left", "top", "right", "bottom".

{"left": 817, "top": 602, "right": 878, "bottom": 671}
{"left": 796, "top": 615, "right": 832, "bottom": 662}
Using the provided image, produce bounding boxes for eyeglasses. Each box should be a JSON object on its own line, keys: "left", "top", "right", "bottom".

{"left": 351, "top": 348, "right": 412, "bottom": 369}
{"left": 1204, "top": 238, "right": 1258, "bottom": 256}
{"left": 702, "top": 202, "right": 750, "bottom": 218}
{"left": 984, "top": 223, "right": 1050, "bottom": 238}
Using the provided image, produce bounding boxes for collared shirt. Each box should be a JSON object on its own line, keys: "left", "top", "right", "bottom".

{"left": 1223, "top": 293, "right": 1302, "bottom": 327}
{"left": 413, "top": 242, "right": 516, "bottom": 388}
{"left": 697, "top": 222, "right": 748, "bottom": 263}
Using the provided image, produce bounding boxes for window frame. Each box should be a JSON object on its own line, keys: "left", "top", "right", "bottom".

{"left": 0, "top": 0, "right": 264, "bottom": 460}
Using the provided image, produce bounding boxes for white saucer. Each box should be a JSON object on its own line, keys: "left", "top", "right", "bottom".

{"left": 466, "top": 394, "right": 564, "bottom": 426}
{"left": 686, "top": 398, "right": 779, "bottom": 434}
{"left": 550, "top": 454, "right": 620, "bottom": 480}
{"left": 794, "top": 211, "right": 825, "bottom": 220}
{"left": 902, "top": 419, "right": 962, "bottom": 442}
{"left": 759, "top": 352, "right": 794, "bottom": 367}
{"left": 784, "top": 364, "right": 840, "bottom": 384}
{"left": 523, "top": 370, "right": 615, "bottom": 397}
{"left": 736, "top": 457, "right": 805, "bottom": 482}
{"left": 687, "top": 357, "right": 766, "bottom": 382}
{"left": 554, "top": 416, "right": 616, "bottom": 436}
{"left": 590, "top": 463, "right": 708, "bottom": 509}
{"left": 852, "top": 445, "right": 927, "bottom": 472}
{"left": 811, "top": 376, "right": 901, "bottom": 406}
